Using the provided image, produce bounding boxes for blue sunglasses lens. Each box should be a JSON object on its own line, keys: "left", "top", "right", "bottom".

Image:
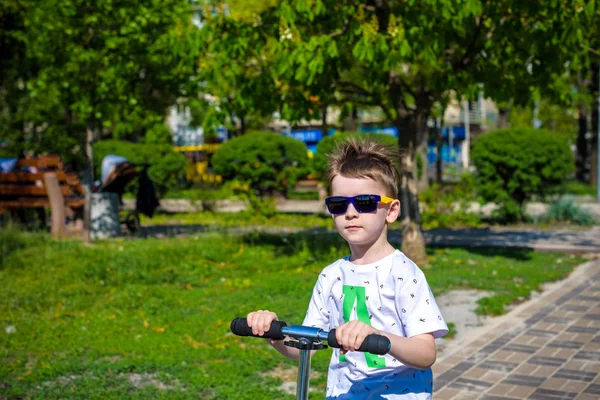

{"left": 326, "top": 195, "right": 379, "bottom": 214}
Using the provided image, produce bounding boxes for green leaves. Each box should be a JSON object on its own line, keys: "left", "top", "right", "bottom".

{"left": 471, "top": 129, "right": 575, "bottom": 222}
{"left": 1, "top": 0, "right": 201, "bottom": 163}
{"left": 212, "top": 131, "right": 309, "bottom": 197}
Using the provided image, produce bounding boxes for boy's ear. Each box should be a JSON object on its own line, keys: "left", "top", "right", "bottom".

{"left": 386, "top": 199, "right": 401, "bottom": 223}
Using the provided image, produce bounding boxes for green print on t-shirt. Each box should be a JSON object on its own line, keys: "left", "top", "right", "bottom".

{"left": 339, "top": 285, "right": 386, "bottom": 368}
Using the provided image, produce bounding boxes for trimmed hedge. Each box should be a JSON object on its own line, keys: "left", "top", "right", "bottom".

{"left": 471, "top": 128, "right": 574, "bottom": 222}
{"left": 212, "top": 131, "right": 309, "bottom": 197}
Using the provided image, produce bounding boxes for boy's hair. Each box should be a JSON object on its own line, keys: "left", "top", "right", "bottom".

{"left": 326, "top": 136, "right": 401, "bottom": 198}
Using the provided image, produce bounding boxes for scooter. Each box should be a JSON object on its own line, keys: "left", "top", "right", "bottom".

{"left": 230, "top": 318, "right": 391, "bottom": 400}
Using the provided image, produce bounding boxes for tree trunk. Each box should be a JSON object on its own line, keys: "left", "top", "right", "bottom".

{"left": 591, "top": 63, "right": 599, "bottom": 188}
{"left": 240, "top": 113, "right": 246, "bottom": 135}
{"left": 342, "top": 105, "right": 359, "bottom": 132}
{"left": 83, "top": 124, "right": 95, "bottom": 242}
{"left": 435, "top": 125, "right": 443, "bottom": 184}
{"left": 497, "top": 107, "right": 510, "bottom": 129}
{"left": 576, "top": 103, "right": 589, "bottom": 182}
{"left": 396, "top": 112, "right": 427, "bottom": 265}
{"left": 321, "top": 107, "right": 328, "bottom": 137}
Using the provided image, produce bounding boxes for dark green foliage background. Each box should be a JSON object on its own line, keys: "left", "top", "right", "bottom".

{"left": 471, "top": 129, "right": 574, "bottom": 222}
{"left": 212, "top": 131, "right": 309, "bottom": 197}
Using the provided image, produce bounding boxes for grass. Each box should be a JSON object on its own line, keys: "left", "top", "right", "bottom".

{"left": 562, "top": 179, "right": 597, "bottom": 197}
{"left": 141, "top": 210, "right": 333, "bottom": 230}
{"left": 0, "top": 227, "right": 585, "bottom": 399}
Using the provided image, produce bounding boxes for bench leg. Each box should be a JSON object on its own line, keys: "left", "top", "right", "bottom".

{"left": 43, "top": 172, "right": 66, "bottom": 238}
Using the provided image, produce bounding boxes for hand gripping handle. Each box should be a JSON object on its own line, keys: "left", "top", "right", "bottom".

{"left": 327, "top": 329, "right": 391, "bottom": 355}
{"left": 230, "top": 317, "right": 287, "bottom": 340}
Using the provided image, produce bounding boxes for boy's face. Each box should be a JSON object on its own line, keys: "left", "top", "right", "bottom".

{"left": 329, "top": 174, "right": 400, "bottom": 250}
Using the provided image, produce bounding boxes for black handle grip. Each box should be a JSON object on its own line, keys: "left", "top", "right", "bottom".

{"left": 327, "top": 330, "right": 391, "bottom": 355}
{"left": 230, "top": 317, "right": 287, "bottom": 340}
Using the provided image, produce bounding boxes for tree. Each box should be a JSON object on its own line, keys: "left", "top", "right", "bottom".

{"left": 236, "top": 1, "right": 585, "bottom": 263}
{"left": 200, "top": 1, "right": 589, "bottom": 262}
{"left": 194, "top": 2, "right": 281, "bottom": 136}
{"left": 5, "top": 0, "right": 201, "bottom": 237}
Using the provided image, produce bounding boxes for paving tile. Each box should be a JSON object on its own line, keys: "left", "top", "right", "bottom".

{"left": 480, "top": 396, "right": 519, "bottom": 400}
{"left": 542, "top": 377, "right": 569, "bottom": 391}
{"left": 486, "top": 383, "right": 518, "bottom": 396}
{"left": 529, "top": 387, "right": 577, "bottom": 399}
{"left": 448, "top": 377, "right": 493, "bottom": 391}
{"left": 582, "top": 383, "right": 600, "bottom": 395}
{"left": 527, "top": 328, "right": 560, "bottom": 338}
{"left": 529, "top": 357, "right": 567, "bottom": 368}
{"left": 515, "top": 363, "right": 538, "bottom": 375}
{"left": 560, "top": 381, "right": 589, "bottom": 392}
{"left": 573, "top": 351, "right": 600, "bottom": 362}
{"left": 589, "top": 363, "right": 600, "bottom": 373}
{"left": 544, "top": 316, "right": 574, "bottom": 324}
{"left": 532, "top": 366, "right": 562, "bottom": 379}
{"left": 466, "top": 352, "right": 488, "bottom": 364}
{"left": 561, "top": 305, "right": 590, "bottom": 312}
{"left": 502, "top": 374, "right": 545, "bottom": 387}
{"left": 554, "top": 349, "right": 579, "bottom": 360}
{"left": 583, "top": 314, "right": 600, "bottom": 321}
{"left": 491, "top": 350, "right": 515, "bottom": 362}
{"left": 481, "top": 370, "right": 509, "bottom": 384}
{"left": 504, "top": 343, "right": 539, "bottom": 353}
{"left": 508, "top": 384, "right": 536, "bottom": 398}
{"left": 464, "top": 367, "right": 487, "bottom": 380}
{"left": 567, "top": 326, "right": 598, "bottom": 334}
{"left": 432, "top": 387, "right": 460, "bottom": 399}
{"left": 563, "top": 360, "right": 589, "bottom": 371}
{"left": 552, "top": 369, "right": 598, "bottom": 382}
{"left": 576, "top": 394, "right": 600, "bottom": 400}
{"left": 479, "top": 360, "right": 519, "bottom": 373}
{"left": 573, "top": 333, "right": 595, "bottom": 343}
{"left": 537, "top": 347, "right": 561, "bottom": 358}
{"left": 532, "top": 337, "right": 554, "bottom": 347}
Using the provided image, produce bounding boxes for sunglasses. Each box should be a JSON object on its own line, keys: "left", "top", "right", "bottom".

{"left": 325, "top": 194, "right": 394, "bottom": 215}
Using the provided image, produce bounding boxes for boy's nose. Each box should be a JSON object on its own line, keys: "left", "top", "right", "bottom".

{"left": 345, "top": 202, "right": 359, "bottom": 218}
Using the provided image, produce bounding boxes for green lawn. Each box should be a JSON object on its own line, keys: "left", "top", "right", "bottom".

{"left": 0, "top": 228, "right": 585, "bottom": 399}
{"left": 141, "top": 210, "right": 333, "bottom": 230}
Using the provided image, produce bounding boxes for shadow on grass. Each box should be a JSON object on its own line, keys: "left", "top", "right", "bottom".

{"left": 426, "top": 245, "right": 536, "bottom": 261}
{"left": 240, "top": 230, "right": 345, "bottom": 259}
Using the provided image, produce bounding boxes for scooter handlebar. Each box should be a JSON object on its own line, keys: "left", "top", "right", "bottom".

{"left": 327, "top": 329, "right": 390, "bottom": 355}
{"left": 230, "top": 317, "right": 287, "bottom": 340}
{"left": 230, "top": 318, "right": 391, "bottom": 355}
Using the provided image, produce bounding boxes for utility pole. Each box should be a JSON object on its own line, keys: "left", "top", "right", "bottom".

{"left": 462, "top": 100, "right": 470, "bottom": 169}
{"left": 580, "top": 44, "right": 600, "bottom": 203}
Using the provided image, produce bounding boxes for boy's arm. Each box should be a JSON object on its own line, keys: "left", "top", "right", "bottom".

{"left": 334, "top": 321, "right": 436, "bottom": 370}
{"left": 380, "top": 331, "right": 436, "bottom": 369}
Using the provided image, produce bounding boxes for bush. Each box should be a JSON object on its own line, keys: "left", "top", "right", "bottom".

{"left": 419, "top": 174, "right": 483, "bottom": 229}
{"left": 93, "top": 140, "right": 187, "bottom": 196}
{"left": 471, "top": 128, "right": 574, "bottom": 222}
{"left": 539, "top": 196, "right": 596, "bottom": 226}
{"left": 212, "top": 131, "right": 309, "bottom": 197}
{"left": 313, "top": 132, "right": 398, "bottom": 184}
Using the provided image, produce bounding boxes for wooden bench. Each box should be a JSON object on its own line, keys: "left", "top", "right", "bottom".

{"left": 0, "top": 155, "right": 85, "bottom": 237}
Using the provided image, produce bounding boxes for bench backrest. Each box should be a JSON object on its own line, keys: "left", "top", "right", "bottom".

{"left": 0, "top": 156, "right": 85, "bottom": 206}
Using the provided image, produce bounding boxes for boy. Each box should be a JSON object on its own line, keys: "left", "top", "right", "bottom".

{"left": 247, "top": 137, "right": 447, "bottom": 399}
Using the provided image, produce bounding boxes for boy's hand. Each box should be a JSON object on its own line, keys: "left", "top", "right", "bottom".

{"left": 246, "top": 310, "right": 279, "bottom": 343}
{"left": 335, "top": 320, "right": 382, "bottom": 354}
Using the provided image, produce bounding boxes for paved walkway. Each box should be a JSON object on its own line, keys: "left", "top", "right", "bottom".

{"left": 432, "top": 258, "right": 600, "bottom": 400}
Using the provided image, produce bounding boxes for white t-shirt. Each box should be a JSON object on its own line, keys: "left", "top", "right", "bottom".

{"left": 302, "top": 250, "right": 448, "bottom": 399}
